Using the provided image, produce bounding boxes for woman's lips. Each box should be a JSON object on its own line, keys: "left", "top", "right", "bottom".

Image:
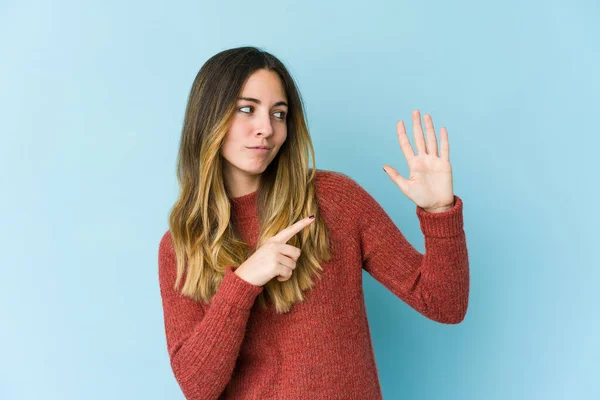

{"left": 247, "top": 147, "right": 270, "bottom": 153}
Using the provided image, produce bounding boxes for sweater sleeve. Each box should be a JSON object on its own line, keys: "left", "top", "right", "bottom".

{"left": 158, "top": 232, "right": 264, "bottom": 399}
{"left": 351, "top": 181, "right": 470, "bottom": 324}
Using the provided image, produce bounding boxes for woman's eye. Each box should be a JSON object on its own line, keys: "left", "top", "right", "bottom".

{"left": 238, "top": 106, "right": 286, "bottom": 120}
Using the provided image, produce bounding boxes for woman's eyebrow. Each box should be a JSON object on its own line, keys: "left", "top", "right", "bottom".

{"left": 237, "top": 96, "right": 288, "bottom": 108}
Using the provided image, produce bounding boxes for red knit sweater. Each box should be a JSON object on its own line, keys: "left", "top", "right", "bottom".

{"left": 158, "top": 169, "right": 469, "bottom": 399}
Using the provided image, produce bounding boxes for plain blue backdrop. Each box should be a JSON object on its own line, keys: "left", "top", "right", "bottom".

{"left": 1, "top": 0, "right": 598, "bottom": 399}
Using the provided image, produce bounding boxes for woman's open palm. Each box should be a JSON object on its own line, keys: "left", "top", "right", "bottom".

{"left": 383, "top": 110, "right": 455, "bottom": 213}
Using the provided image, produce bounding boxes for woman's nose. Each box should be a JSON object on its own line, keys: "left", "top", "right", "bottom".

{"left": 255, "top": 113, "right": 274, "bottom": 136}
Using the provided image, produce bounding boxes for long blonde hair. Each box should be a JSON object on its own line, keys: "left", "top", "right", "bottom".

{"left": 167, "top": 46, "right": 332, "bottom": 313}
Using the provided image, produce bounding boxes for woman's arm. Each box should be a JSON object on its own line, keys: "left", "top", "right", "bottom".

{"left": 352, "top": 180, "right": 469, "bottom": 324}
{"left": 158, "top": 233, "right": 263, "bottom": 400}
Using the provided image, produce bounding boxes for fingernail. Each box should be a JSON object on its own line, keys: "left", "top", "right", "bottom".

{"left": 382, "top": 167, "right": 387, "bottom": 173}
{"left": 309, "top": 215, "right": 315, "bottom": 219}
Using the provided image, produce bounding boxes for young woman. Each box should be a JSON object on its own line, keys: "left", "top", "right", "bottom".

{"left": 158, "top": 46, "right": 469, "bottom": 399}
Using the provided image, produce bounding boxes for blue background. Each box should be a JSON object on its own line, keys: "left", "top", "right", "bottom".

{"left": 1, "top": 0, "right": 598, "bottom": 399}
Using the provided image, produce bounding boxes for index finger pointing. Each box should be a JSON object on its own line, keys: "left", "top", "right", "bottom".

{"left": 271, "top": 216, "right": 315, "bottom": 243}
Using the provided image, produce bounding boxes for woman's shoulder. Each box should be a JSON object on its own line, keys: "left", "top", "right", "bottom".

{"left": 314, "top": 168, "right": 358, "bottom": 189}
{"left": 158, "top": 229, "right": 175, "bottom": 260}
{"left": 312, "top": 168, "right": 372, "bottom": 217}
{"left": 314, "top": 168, "right": 366, "bottom": 197}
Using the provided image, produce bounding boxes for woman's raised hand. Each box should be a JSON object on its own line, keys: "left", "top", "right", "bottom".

{"left": 383, "top": 110, "right": 455, "bottom": 213}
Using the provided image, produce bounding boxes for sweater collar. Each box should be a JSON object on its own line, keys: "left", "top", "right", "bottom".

{"left": 230, "top": 189, "right": 258, "bottom": 220}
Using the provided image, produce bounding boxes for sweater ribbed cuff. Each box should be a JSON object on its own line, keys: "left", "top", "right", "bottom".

{"left": 416, "top": 195, "right": 464, "bottom": 238}
{"left": 216, "top": 265, "right": 264, "bottom": 310}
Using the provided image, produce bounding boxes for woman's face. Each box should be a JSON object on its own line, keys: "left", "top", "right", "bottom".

{"left": 220, "top": 69, "right": 288, "bottom": 191}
